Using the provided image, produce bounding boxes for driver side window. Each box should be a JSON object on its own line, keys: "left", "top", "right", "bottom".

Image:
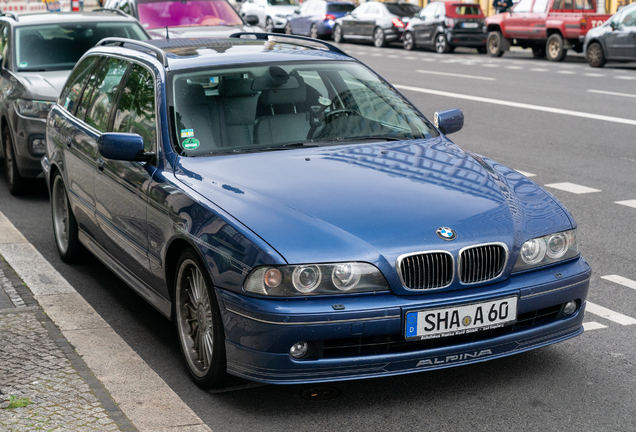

{"left": 512, "top": 0, "right": 533, "bottom": 13}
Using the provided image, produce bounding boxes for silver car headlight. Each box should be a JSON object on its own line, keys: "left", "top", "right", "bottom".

{"left": 244, "top": 262, "right": 390, "bottom": 296}
{"left": 513, "top": 229, "right": 579, "bottom": 272}
{"left": 14, "top": 99, "right": 53, "bottom": 119}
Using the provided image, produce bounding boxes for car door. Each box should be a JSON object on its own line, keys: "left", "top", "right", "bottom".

{"left": 93, "top": 62, "right": 158, "bottom": 285}
{"left": 363, "top": 3, "right": 382, "bottom": 37}
{"left": 526, "top": 0, "right": 549, "bottom": 39}
{"left": 410, "top": 4, "right": 433, "bottom": 45}
{"left": 504, "top": 0, "right": 535, "bottom": 39}
{"left": 343, "top": 3, "right": 368, "bottom": 38}
{"left": 606, "top": 7, "right": 636, "bottom": 59}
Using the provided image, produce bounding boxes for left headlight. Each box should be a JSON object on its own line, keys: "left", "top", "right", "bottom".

{"left": 513, "top": 229, "right": 579, "bottom": 273}
{"left": 14, "top": 99, "right": 53, "bottom": 119}
{"left": 244, "top": 262, "right": 390, "bottom": 296}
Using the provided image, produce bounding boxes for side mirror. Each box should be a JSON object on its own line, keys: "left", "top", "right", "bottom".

{"left": 434, "top": 109, "right": 464, "bottom": 135}
{"left": 609, "top": 20, "right": 618, "bottom": 30}
{"left": 245, "top": 14, "right": 260, "bottom": 25}
{"left": 98, "top": 133, "right": 153, "bottom": 162}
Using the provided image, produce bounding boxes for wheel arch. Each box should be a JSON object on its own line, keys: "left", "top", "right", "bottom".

{"left": 486, "top": 24, "right": 502, "bottom": 33}
{"left": 164, "top": 236, "right": 213, "bottom": 308}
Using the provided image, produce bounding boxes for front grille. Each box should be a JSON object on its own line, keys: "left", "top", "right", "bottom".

{"left": 398, "top": 252, "right": 453, "bottom": 290}
{"left": 459, "top": 243, "right": 507, "bottom": 284}
{"left": 321, "top": 304, "right": 563, "bottom": 359}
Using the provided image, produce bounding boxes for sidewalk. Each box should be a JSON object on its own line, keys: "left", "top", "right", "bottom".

{"left": 0, "top": 258, "right": 134, "bottom": 431}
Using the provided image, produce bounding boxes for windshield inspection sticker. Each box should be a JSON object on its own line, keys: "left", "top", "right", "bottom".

{"left": 19, "top": 62, "right": 28, "bottom": 68}
{"left": 181, "top": 129, "right": 194, "bottom": 138}
{"left": 183, "top": 138, "right": 200, "bottom": 150}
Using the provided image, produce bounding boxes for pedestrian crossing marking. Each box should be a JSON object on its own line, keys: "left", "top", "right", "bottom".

{"left": 583, "top": 321, "right": 607, "bottom": 331}
{"left": 544, "top": 182, "right": 601, "bottom": 194}
{"left": 586, "top": 302, "right": 636, "bottom": 326}
{"left": 515, "top": 170, "right": 536, "bottom": 177}
{"left": 601, "top": 275, "right": 636, "bottom": 291}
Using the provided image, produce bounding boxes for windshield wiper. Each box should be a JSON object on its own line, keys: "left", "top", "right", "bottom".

{"left": 334, "top": 136, "right": 407, "bottom": 142}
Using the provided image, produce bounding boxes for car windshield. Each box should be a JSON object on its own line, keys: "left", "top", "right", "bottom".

{"left": 171, "top": 61, "right": 437, "bottom": 156}
{"left": 137, "top": 0, "right": 243, "bottom": 29}
{"left": 385, "top": 3, "right": 421, "bottom": 16}
{"left": 15, "top": 23, "right": 147, "bottom": 72}
{"left": 269, "top": 0, "right": 297, "bottom": 5}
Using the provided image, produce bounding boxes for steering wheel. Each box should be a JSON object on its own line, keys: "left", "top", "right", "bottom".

{"left": 324, "top": 108, "right": 359, "bottom": 123}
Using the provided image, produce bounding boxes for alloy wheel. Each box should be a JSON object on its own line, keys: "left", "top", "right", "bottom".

{"left": 52, "top": 175, "right": 70, "bottom": 255}
{"left": 404, "top": 32, "right": 414, "bottom": 50}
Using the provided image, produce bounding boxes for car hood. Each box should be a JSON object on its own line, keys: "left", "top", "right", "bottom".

{"left": 146, "top": 24, "right": 261, "bottom": 39}
{"left": 175, "top": 138, "right": 572, "bottom": 271}
{"left": 18, "top": 70, "right": 71, "bottom": 101}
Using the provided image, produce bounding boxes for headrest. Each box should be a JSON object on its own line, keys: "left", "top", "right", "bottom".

{"left": 260, "top": 78, "right": 307, "bottom": 105}
{"left": 175, "top": 80, "right": 208, "bottom": 106}
{"left": 218, "top": 77, "right": 258, "bottom": 97}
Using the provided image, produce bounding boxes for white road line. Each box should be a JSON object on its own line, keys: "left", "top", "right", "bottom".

{"left": 482, "top": 64, "right": 499, "bottom": 67}
{"left": 616, "top": 76, "right": 636, "bottom": 80}
{"left": 588, "top": 89, "right": 636, "bottom": 99}
{"left": 515, "top": 170, "right": 536, "bottom": 177}
{"left": 584, "top": 73, "right": 605, "bottom": 77}
{"left": 544, "top": 182, "right": 601, "bottom": 194}
{"left": 583, "top": 321, "right": 608, "bottom": 331}
{"left": 388, "top": 54, "right": 399, "bottom": 58}
{"left": 505, "top": 66, "right": 522, "bottom": 70}
{"left": 615, "top": 199, "right": 636, "bottom": 208}
{"left": 530, "top": 68, "right": 549, "bottom": 72}
{"left": 421, "top": 58, "right": 436, "bottom": 61}
{"left": 601, "top": 275, "right": 636, "bottom": 291}
{"left": 371, "top": 53, "right": 382, "bottom": 57}
{"left": 393, "top": 84, "right": 636, "bottom": 127}
{"left": 586, "top": 302, "right": 636, "bottom": 325}
{"left": 404, "top": 56, "right": 417, "bottom": 60}
{"left": 557, "top": 70, "right": 577, "bottom": 74}
{"left": 416, "top": 70, "right": 495, "bottom": 81}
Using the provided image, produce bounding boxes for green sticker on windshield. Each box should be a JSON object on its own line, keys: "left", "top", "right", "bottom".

{"left": 19, "top": 61, "right": 28, "bottom": 68}
{"left": 183, "top": 138, "right": 200, "bottom": 150}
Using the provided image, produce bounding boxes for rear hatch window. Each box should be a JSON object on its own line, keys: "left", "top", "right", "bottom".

{"left": 385, "top": 3, "right": 421, "bottom": 17}
{"left": 448, "top": 4, "right": 484, "bottom": 18}
{"left": 327, "top": 3, "right": 355, "bottom": 13}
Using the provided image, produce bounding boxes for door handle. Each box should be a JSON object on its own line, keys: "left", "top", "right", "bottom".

{"left": 97, "top": 158, "right": 105, "bottom": 172}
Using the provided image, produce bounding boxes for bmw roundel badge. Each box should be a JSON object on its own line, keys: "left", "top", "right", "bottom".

{"left": 436, "top": 227, "right": 457, "bottom": 241}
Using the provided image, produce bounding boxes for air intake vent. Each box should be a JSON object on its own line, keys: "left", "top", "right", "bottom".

{"left": 397, "top": 252, "right": 453, "bottom": 289}
{"left": 459, "top": 243, "right": 507, "bottom": 284}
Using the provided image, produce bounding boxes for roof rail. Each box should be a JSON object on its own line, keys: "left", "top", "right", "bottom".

{"left": 0, "top": 12, "right": 19, "bottom": 21}
{"left": 96, "top": 37, "right": 168, "bottom": 67}
{"left": 92, "top": 8, "right": 130, "bottom": 17}
{"left": 229, "top": 32, "right": 350, "bottom": 57}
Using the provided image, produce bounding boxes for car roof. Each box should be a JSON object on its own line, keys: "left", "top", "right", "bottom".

{"left": 94, "top": 36, "right": 355, "bottom": 71}
{"left": 0, "top": 11, "right": 140, "bottom": 27}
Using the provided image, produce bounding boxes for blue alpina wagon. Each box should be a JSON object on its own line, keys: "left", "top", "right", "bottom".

{"left": 42, "top": 34, "right": 590, "bottom": 388}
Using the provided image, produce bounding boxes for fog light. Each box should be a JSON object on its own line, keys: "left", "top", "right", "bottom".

{"left": 29, "top": 136, "right": 46, "bottom": 156}
{"left": 563, "top": 301, "right": 577, "bottom": 316}
{"left": 290, "top": 341, "right": 308, "bottom": 359}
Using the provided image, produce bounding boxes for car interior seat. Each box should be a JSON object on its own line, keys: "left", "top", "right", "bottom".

{"left": 217, "top": 76, "right": 260, "bottom": 147}
{"left": 174, "top": 79, "right": 219, "bottom": 155}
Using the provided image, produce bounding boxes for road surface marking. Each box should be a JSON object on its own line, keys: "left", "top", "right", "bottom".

{"left": 482, "top": 64, "right": 499, "bottom": 67}
{"left": 583, "top": 321, "right": 608, "bottom": 331}
{"left": 393, "top": 84, "right": 636, "bottom": 127}
{"left": 421, "top": 57, "right": 436, "bottom": 61}
{"left": 586, "top": 302, "right": 636, "bottom": 325}
{"left": 588, "top": 89, "right": 636, "bottom": 99}
{"left": 388, "top": 54, "right": 399, "bottom": 58}
{"left": 544, "top": 182, "right": 601, "bottom": 194}
{"left": 584, "top": 73, "right": 605, "bottom": 77}
{"left": 530, "top": 68, "right": 549, "bottom": 72}
{"left": 371, "top": 53, "right": 382, "bottom": 57}
{"left": 0, "top": 210, "right": 212, "bottom": 432}
{"left": 616, "top": 76, "right": 636, "bottom": 80}
{"left": 615, "top": 199, "right": 636, "bottom": 208}
{"left": 601, "top": 275, "right": 636, "bottom": 291}
{"left": 515, "top": 170, "right": 536, "bottom": 177}
{"left": 416, "top": 70, "right": 496, "bottom": 81}
{"left": 505, "top": 66, "right": 522, "bottom": 70}
{"left": 404, "top": 56, "right": 417, "bottom": 60}
{"left": 557, "top": 70, "right": 576, "bottom": 74}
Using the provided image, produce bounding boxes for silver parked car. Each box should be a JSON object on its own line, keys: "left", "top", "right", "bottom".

{"left": 239, "top": 0, "right": 299, "bottom": 32}
{"left": 584, "top": 2, "right": 636, "bottom": 68}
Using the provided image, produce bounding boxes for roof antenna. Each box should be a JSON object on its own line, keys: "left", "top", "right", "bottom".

{"left": 165, "top": 26, "right": 169, "bottom": 40}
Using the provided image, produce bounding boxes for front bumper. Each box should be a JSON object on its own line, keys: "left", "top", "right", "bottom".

{"left": 9, "top": 114, "right": 48, "bottom": 178}
{"left": 218, "top": 257, "right": 591, "bottom": 384}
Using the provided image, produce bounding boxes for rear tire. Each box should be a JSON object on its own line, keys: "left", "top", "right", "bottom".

{"left": 435, "top": 33, "right": 451, "bottom": 53}
{"left": 51, "top": 172, "right": 83, "bottom": 263}
{"left": 3, "top": 129, "right": 26, "bottom": 195}
{"left": 586, "top": 42, "right": 606, "bottom": 68}
{"left": 403, "top": 32, "right": 415, "bottom": 50}
{"left": 333, "top": 24, "right": 343, "bottom": 43}
{"left": 373, "top": 27, "right": 386, "bottom": 47}
{"left": 532, "top": 46, "right": 546, "bottom": 58}
{"left": 175, "top": 248, "right": 227, "bottom": 389}
{"left": 487, "top": 31, "right": 506, "bottom": 57}
{"left": 546, "top": 33, "right": 567, "bottom": 62}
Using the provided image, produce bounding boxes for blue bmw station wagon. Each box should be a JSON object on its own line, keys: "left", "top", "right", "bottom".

{"left": 42, "top": 35, "right": 591, "bottom": 388}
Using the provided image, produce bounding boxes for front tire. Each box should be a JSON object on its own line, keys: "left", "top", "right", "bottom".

{"left": 333, "top": 24, "right": 343, "bottom": 43}
{"left": 487, "top": 31, "right": 506, "bottom": 57}
{"left": 51, "top": 172, "right": 82, "bottom": 263}
{"left": 3, "top": 129, "right": 25, "bottom": 195}
{"left": 175, "top": 249, "right": 227, "bottom": 389}
{"left": 435, "top": 33, "right": 451, "bottom": 53}
{"left": 586, "top": 42, "right": 606, "bottom": 68}
{"left": 373, "top": 27, "right": 386, "bottom": 47}
{"left": 403, "top": 32, "right": 415, "bottom": 50}
{"left": 546, "top": 33, "right": 567, "bottom": 62}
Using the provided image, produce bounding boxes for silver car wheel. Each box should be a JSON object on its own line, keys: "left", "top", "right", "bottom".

{"left": 52, "top": 175, "right": 70, "bottom": 255}
{"left": 176, "top": 259, "right": 215, "bottom": 378}
{"left": 373, "top": 27, "right": 385, "bottom": 47}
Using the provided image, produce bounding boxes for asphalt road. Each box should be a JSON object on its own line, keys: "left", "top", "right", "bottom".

{"left": 1, "top": 45, "right": 635, "bottom": 431}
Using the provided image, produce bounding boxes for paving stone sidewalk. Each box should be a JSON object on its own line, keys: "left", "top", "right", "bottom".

{"left": 0, "top": 258, "right": 136, "bottom": 431}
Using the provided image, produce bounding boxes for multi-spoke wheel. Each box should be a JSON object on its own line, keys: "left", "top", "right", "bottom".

{"left": 51, "top": 172, "right": 82, "bottom": 262}
{"left": 265, "top": 17, "right": 274, "bottom": 32}
{"left": 373, "top": 27, "right": 386, "bottom": 47}
{"left": 546, "top": 33, "right": 567, "bottom": 62}
{"left": 3, "top": 129, "right": 25, "bottom": 195}
{"left": 310, "top": 24, "right": 319, "bottom": 39}
{"left": 586, "top": 42, "right": 606, "bottom": 68}
{"left": 333, "top": 25, "right": 343, "bottom": 43}
{"left": 487, "top": 31, "right": 506, "bottom": 57}
{"left": 403, "top": 32, "right": 415, "bottom": 50}
{"left": 175, "top": 249, "right": 226, "bottom": 388}
{"left": 435, "top": 33, "right": 451, "bottom": 53}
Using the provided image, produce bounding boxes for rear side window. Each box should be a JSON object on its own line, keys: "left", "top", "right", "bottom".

{"left": 112, "top": 64, "right": 157, "bottom": 152}
{"left": 532, "top": 0, "right": 549, "bottom": 12}
{"left": 79, "top": 57, "right": 129, "bottom": 132}
{"left": 327, "top": 3, "right": 354, "bottom": 13}
{"left": 59, "top": 56, "right": 100, "bottom": 113}
{"left": 385, "top": 3, "right": 421, "bottom": 16}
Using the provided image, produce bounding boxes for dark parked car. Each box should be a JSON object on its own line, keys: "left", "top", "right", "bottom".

{"left": 403, "top": 1, "right": 487, "bottom": 53}
{"left": 43, "top": 34, "right": 589, "bottom": 388}
{"left": 584, "top": 2, "right": 636, "bottom": 67}
{"left": 333, "top": 1, "right": 421, "bottom": 47}
{"left": 101, "top": 0, "right": 262, "bottom": 38}
{"left": 0, "top": 11, "right": 148, "bottom": 195}
{"left": 285, "top": 0, "right": 355, "bottom": 39}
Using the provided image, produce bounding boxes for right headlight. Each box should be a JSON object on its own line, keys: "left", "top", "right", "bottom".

{"left": 244, "top": 262, "right": 390, "bottom": 296}
{"left": 512, "top": 228, "right": 579, "bottom": 273}
{"left": 14, "top": 99, "right": 53, "bottom": 119}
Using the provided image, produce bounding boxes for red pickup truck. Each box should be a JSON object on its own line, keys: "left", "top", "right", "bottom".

{"left": 484, "top": 0, "right": 612, "bottom": 61}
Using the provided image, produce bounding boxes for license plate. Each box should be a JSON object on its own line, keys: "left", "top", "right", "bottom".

{"left": 462, "top": 22, "right": 479, "bottom": 29}
{"left": 405, "top": 296, "right": 517, "bottom": 340}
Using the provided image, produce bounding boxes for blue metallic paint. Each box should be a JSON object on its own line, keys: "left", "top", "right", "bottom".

{"left": 97, "top": 132, "right": 145, "bottom": 161}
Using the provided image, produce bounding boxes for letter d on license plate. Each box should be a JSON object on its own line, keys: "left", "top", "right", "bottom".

{"left": 405, "top": 296, "right": 518, "bottom": 340}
